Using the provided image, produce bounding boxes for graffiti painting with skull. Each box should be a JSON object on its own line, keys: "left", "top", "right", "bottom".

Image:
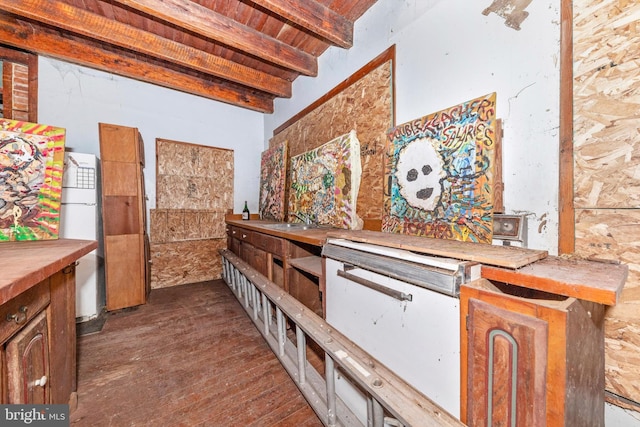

{"left": 383, "top": 93, "right": 496, "bottom": 243}
{"left": 0, "top": 119, "right": 66, "bottom": 241}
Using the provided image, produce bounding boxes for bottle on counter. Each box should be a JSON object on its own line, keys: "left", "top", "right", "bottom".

{"left": 242, "top": 201, "right": 250, "bottom": 220}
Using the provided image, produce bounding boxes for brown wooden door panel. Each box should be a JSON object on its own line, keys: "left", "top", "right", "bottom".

{"left": 251, "top": 246, "right": 268, "bottom": 275}
{"left": 5, "top": 310, "right": 49, "bottom": 404}
{"left": 230, "top": 237, "right": 240, "bottom": 256}
{"left": 287, "top": 269, "right": 321, "bottom": 316}
{"left": 467, "top": 298, "right": 548, "bottom": 427}
{"left": 101, "top": 161, "right": 140, "bottom": 196}
{"left": 103, "top": 196, "right": 141, "bottom": 235}
{"left": 105, "top": 235, "right": 145, "bottom": 310}
{"left": 99, "top": 123, "right": 140, "bottom": 163}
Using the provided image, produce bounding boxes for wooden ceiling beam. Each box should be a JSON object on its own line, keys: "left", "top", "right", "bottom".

{"left": 112, "top": 0, "right": 318, "bottom": 76}
{"left": 0, "top": 16, "right": 275, "bottom": 113}
{"left": 0, "top": 0, "right": 292, "bottom": 98}
{"left": 249, "top": 0, "right": 353, "bottom": 48}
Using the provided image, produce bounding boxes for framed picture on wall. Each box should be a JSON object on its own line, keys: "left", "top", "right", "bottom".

{"left": 0, "top": 119, "right": 66, "bottom": 241}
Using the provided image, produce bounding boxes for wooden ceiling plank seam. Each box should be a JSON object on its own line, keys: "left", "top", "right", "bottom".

{"left": 211, "top": 0, "right": 231, "bottom": 15}
{"left": 254, "top": 10, "right": 286, "bottom": 40}
{"left": 233, "top": 0, "right": 254, "bottom": 25}
{"left": 249, "top": 0, "right": 353, "bottom": 48}
{"left": 0, "top": 0, "right": 292, "bottom": 97}
{"left": 110, "top": 0, "right": 318, "bottom": 76}
{"left": 242, "top": 1, "right": 275, "bottom": 38}
{"left": 76, "top": 0, "right": 103, "bottom": 15}
{"left": 95, "top": 0, "right": 117, "bottom": 21}
{"left": 0, "top": 15, "right": 275, "bottom": 113}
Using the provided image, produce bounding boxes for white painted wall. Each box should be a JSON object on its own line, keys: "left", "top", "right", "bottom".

{"left": 264, "top": 0, "right": 561, "bottom": 254}
{"left": 38, "top": 57, "right": 264, "bottom": 215}
{"left": 607, "top": 404, "right": 640, "bottom": 426}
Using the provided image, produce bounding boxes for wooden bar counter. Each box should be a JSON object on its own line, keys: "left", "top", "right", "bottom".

{"left": 0, "top": 238, "right": 97, "bottom": 407}
{"left": 226, "top": 222, "right": 628, "bottom": 426}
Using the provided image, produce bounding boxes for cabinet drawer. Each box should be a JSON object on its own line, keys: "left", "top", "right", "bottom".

{"left": 252, "top": 232, "right": 283, "bottom": 257}
{"left": 229, "top": 226, "right": 252, "bottom": 243}
{"left": 0, "top": 280, "right": 50, "bottom": 345}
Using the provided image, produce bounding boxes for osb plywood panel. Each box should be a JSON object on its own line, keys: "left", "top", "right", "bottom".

{"left": 149, "top": 209, "right": 227, "bottom": 243}
{"left": 574, "top": 0, "right": 640, "bottom": 406}
{"left": 574, "top": 0, "right": 640, "bottom": 208}
{"left": 150, "top": 239, "right": 226, "bottom": 289}
{"left": 156, "top": 139, "right": 234, "bottom": 210}
{"left": 270, "top": 60, "right": 393, "bottom": 221}
{"left": 153, "top": 139, "right": 232, "bottom": 289}
{"left": 575, "top": 209, "right": 640, "bottom": 402}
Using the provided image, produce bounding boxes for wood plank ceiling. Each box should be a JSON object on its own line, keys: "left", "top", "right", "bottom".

{"left": 0, "top": 0, "right": 378, "bottom": 113}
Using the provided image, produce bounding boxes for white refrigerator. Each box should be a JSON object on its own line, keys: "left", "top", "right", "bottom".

{"left": 60, "top": 152, "right": 104, "bottom": 322}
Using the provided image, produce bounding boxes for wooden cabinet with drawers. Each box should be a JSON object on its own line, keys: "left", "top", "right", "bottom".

{"left": 1, "top": 279, "right": 51, "bottom": 404}
{"left": 226, "top": 221, "right": 325, "bottom": 317}
{"left": 0, "top": 239, "right": 96, "bottom": 408}
{"left": 227, "top": 225, "right": 284, "bottom": 287}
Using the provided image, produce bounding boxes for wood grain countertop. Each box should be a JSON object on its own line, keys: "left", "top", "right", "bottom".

{"left": 326, "top": 230, "right": 627, "bottom": 306}
{"left": 327, "top": 230, "right": 627, "bottom": 306}
{"left": 0, "top": 238, "right": 97, "bottom": 306}
{"left": 225, "top": 222, "right": 627, "bottom": 306}
{"left": 480, "top": 257, "right": 628, "bottom": 306}
{"left": 226, "top": 219, "right": 334, "bottom": 246}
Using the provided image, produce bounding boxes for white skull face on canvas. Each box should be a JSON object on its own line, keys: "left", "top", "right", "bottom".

{"left": 395, "top": 137, "right": 444, "bottom": 211}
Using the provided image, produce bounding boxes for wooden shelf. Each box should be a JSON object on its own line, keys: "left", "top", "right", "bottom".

{"left": 481, "top": 256, "right": 627, "bottom": 306}
{"left": 288, "top": 256, "right": 322, "bottom": 278}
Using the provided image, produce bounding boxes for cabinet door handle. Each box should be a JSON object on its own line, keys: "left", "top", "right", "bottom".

{"left": 34, "top": 376, "right": 48, "bottom": 387}
{"left": 6, "top": 306, "right": 28, "bottom": 325}
{"left": 337, "top": 268, "right": 413, "bottom": 302}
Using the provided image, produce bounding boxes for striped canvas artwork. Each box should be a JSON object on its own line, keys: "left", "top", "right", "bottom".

{"left": 0, "top": 119, "right": 66, "bottom": 241}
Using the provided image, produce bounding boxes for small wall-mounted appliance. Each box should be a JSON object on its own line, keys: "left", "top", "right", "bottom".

{"left": 492, "top": 214, "right": 527, "bottom": 247}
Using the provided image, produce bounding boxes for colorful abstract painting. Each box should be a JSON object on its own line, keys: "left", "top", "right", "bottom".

{"left": 0, "top": 119, "right": 66, "bottom": 241}
{"left": 259, "top": 141, "right": 288, "bottom": 221}
{"left": 382, "top": 93, "right": 497, "bottom": 243}
{"left": 289, "top": 130, "right": 362, "bottom": 229}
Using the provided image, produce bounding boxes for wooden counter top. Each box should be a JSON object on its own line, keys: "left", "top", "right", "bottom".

{"left": 481, "top": 257, "right": 628, "bottom": 306}
{"left": 326, "top": 229, "right": 548, "bottom": 269}
{"left": 0, "top": 238, "right": 97, "bottom": 306}
{"left": 326, "top": 230, "right": 626, "bottom": 306}
{"left": 226, "top": 219, "right": 333, "bottom": 246}
{"left": 226, "top": 222, "right": 627, "bottom": 306}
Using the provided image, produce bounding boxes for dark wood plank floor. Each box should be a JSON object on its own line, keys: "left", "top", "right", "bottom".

{"left": 70, "top": 280, "right": 323, "bottom": 427}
